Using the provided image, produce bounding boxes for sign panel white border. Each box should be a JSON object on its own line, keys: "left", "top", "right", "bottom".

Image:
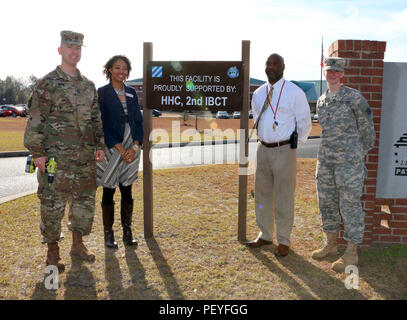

{"left": 376, "top": 62, "right": 407, "bottom": 198}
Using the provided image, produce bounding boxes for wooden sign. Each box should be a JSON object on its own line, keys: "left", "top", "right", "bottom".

{"left": 142, "top": 41, "right": 250, "bottom": 241}
{"left": 146, "top": 61, "right": 243, "bottom": 111}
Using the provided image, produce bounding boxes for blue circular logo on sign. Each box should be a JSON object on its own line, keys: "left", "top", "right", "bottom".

{"left": 227, "top": 66, "right": 239, "bottom": 79}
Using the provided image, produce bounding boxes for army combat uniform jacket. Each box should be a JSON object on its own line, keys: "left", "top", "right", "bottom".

{"left": 24, "top": 66, "right": 104, "bottom": 162}
{"left": 317, "top": 85, "right": 376, "bottom": 163}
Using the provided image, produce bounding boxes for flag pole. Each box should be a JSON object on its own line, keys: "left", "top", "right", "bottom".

{"left": 320, "top": 36, "right": 323, "bottom": 96}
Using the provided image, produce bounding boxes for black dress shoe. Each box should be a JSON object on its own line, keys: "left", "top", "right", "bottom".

{"left": 246, "top": 237, "right": 273, "bottom": 248}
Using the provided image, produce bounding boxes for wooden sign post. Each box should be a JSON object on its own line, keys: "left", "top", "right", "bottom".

{"left": 143, "top": 42, "right": 153, "bottom": 238}
{"left": 238, "top": 40, "right": 250, "bottom": 242}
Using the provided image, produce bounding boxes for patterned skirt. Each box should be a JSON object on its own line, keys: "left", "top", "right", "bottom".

{"left": 96, "top": 123, "right": 141, "bottom": 188}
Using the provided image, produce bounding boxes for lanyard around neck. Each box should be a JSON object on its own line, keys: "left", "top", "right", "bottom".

{"left": 266, "top": 80, "right": 286, "bottom": 120}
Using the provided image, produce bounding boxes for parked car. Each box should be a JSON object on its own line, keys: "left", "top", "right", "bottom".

{"left": 216, "top": 111, "right": 230, "bottom": 119}
{"left": 313, "top": 114, "right": 318, "bottom": 122}
{"left": 140, "top": 108, "right": 162, "bottom": 117}
{"left": 0, "top": 105, "right": 27, "bottom": 117}
{"left": 12, "top": 105, "right": 28, "bottom": 117}
{"left": 232, "top": 111, "right": 240, "bottom": 119}
{"left": 18, "top": 104, "right": 28, "bottom": 112}
{"left": 0, "top": 105, "right": 14, "bottom": 117}
{"left": 152, "top": 109, "right": 162, "bottom": 117}
{"left": 249, "top": 109, "right": 253, "bottom": 119}
{"left": 0, "top": 106, "right": 18, "bottom": 117}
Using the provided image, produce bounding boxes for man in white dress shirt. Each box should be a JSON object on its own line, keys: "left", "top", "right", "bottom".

{"left": 246, "top": 53, "right": 312, "bottom": 257}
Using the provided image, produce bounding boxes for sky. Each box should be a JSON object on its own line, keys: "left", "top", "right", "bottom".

{"left": 1, "top": 0, "right": 406, "bottom": 88}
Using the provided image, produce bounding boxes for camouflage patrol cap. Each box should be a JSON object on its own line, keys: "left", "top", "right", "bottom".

{"left": 323, "top": 57, "right": 345, "bottom": 72}
{"left": 60, "top": 30, "right": 84, "bottom": 46}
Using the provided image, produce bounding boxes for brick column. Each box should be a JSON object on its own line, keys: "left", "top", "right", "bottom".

{"left": 327, "top": 40, "right": 407, "bottom": 247}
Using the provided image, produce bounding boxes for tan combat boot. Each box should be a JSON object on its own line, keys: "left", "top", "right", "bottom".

{"left": 331, "top": 242, "right": 358, "bottom": 273}
{"left": 70, "top": 231, "right": 95, "bottom": 262}
{"left": 46, "top": 242, "right": 65, "bottom": 273}
{"left": 311, "top": 232, "right": 338, "bottom": 260}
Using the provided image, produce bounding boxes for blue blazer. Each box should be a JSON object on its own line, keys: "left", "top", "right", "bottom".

{"left": 98, "top": 83, "right": 143, "bottom": 149}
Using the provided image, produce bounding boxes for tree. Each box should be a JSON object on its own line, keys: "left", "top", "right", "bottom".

{"left": 28, "top": 75, "right": 39, "bottom": 91}
{"left": 0, "top": 75, "right": 38, "bottom": 105}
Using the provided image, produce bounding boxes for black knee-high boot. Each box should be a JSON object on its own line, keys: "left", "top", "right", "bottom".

{"left": 120, "top": 200, "right": 138, "bottom": 246}
{"left": 101, "top": 202, "right": 118, "bottom": 249}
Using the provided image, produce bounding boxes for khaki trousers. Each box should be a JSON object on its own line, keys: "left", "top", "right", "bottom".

{"left": 255, "top": 143, "right": 297, "bottom": 246}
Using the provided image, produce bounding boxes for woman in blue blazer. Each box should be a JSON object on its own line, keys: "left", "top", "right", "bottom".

{"left": 96, "top": 55, "right": 143, "bottom": 249}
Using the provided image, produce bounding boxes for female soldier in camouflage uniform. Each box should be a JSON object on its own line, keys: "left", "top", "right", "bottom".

{"left": 312, "top": 57, "right": 375, "bottom": 273}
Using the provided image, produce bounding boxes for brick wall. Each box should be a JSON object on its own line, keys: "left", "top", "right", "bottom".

{"left": 328, "top": 39, "right": 407, "bottom": 246}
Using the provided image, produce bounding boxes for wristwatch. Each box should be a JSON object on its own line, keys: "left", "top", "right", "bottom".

{"left": 131, "top": 144, "right": 140, "bottom": 152}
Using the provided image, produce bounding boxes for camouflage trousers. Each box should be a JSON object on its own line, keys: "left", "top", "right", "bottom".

{"left": 37, "top": 160, "right": 97, "bottom": 243}
{"left": 316, "top": 160, "right": 366, "bottom": 244}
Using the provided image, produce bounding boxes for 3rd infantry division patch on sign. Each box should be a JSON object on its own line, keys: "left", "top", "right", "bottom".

{"left": 152, "top": 66, "right": 163, "bottom": 78}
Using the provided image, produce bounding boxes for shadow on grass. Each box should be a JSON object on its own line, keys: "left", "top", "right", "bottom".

{"left": 248, "top": 246, "right": 366, "bottom": 300}
{"left": 123, "top": 246, "right": 162, "bottom": 299}
{"left": 357, "top": 246, "right": 407, "bottom": 299}
{"left": 104, "top": 248, "right": 124, "bottom": 299}
{"left": 146, "top": 237, "right": 185, "bottom": 300}
{"left": 32, "top": 256, "right": 98, "bottom": 300}
{"left": 31, "top": 275, "right": 57, "bottom": 300}
{"left": 103, "top": 243, "right": 163, "bottom": 299}
{"left": 64, "top": 256, "right": 97, "bottom": 299}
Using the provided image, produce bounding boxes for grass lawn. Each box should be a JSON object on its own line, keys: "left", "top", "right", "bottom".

{"left": 0, "top": 159, "right": 406, "bottom": 300}
{"left": 0, "top": 118, "right": 28, "bottom": 151}
{"left": 0, "top": 130, "right": 26, "bottom": 151}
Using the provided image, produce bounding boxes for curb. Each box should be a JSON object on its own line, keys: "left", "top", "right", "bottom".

{"left": 0, "top": 136, "right": 321, "bottom": 158}
{"left": 0, "top": 151, "right": 30, "bottom": 158}
{"left": 0, "top": 189, "right": 37, "bottom": 204}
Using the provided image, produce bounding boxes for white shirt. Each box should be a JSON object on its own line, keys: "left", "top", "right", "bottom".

{"left": 251, "top": 77, "right": 312, "bottom": 143}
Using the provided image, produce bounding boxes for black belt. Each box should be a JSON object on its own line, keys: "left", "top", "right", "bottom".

{"left": 260, "top": 139, "right": 290, "bottom": 148}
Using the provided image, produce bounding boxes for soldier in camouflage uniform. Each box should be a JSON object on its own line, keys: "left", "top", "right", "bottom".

{"left": 311, "top": 57, "right": 376, "bottom": 273}
{"left": 24, "top": 31, "right": 105, "bottom": 273}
